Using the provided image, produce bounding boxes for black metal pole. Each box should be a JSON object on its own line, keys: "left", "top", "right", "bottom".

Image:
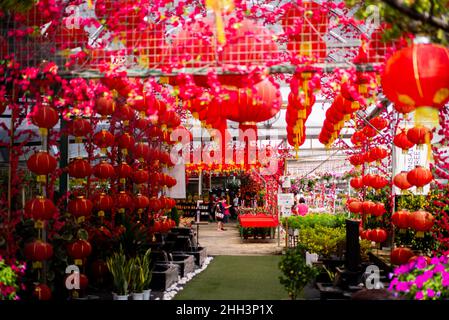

{"left": 58, "top": 117, "right": 69, "bottom": 208}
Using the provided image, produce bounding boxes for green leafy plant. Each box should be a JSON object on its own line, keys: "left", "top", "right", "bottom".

{"left": 282, "top": 213, "right": 346, "bottom": 230}
{"left": 141, "top": 249, "right": 153, "bottom": 290}
{"left": 106, "top": 248, "right": 131, "bottom": 296}
{"left": 279, "top": 245, "right": 319, "bottom": 300}
{"left": 168, "top": 207, "right": 180, "bottom": 227}
{"left": 0, "top": 257, "right": 25, "bottom": 300}
{"left": 297, "top": 226, "right": 346, "bottom": 259}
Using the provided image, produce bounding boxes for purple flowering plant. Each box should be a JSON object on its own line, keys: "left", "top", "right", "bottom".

{"left": 389, "top": 255, "right": 449, "bottom": 300}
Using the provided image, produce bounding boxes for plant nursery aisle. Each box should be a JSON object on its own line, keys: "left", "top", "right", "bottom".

{"left": 197, "top": 222, "right": 283, "bottom": 256}
{"left": 174, "top": 256, "right": 287, "bottom": 300}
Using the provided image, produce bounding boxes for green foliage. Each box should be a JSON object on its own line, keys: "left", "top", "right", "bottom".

{"left": 360, "top": 239, "right": 373, "bottom": 262}
{"left": 106, "top": 248, "right": 131, "bottom": 296}
{"left": 279, "top": 245, "right": 319, "bottom": 300}
{"left": 115, "top": 215, "right": 150, "bottom": 257}
{"left": 297, "top": 226, "right": 347, "bottom": 259}
{"left": 0, "top": 258, "right": 24, "bottom": 300}
{"left": 345, "top": 0, "right": 449, "bottom": 44}
{"left": 281, "top": 213, "right": 346, "bottom": 230}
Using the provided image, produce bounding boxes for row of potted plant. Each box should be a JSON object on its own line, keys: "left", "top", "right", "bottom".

{"left": 106, "top": 248, "right": 152, "bottom": 300}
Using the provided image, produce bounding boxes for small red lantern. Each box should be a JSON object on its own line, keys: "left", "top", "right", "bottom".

{"left": 70, "top": 118, "right": 92, "bottom": 138}
{"left": 369, "top": 228, "right": 387, "bottom": 243}
{"left": 369, "top": 117, "right": 388, "bottom": 131}
{"left": 92, "top": 192, "right": 114, "bottom": 215}
{"left": 392, "top": 210, "right": 410, "bottom": 230}
{"left": 27, "top": 151, "right": 57, "bottom": 177}
{"left": 115, "top": 162, "right": 133, "bottom": 180}
{"left": 369, "top": 147, "right": 388, "bottom": 162}
{"left": 349, "top": 154, "right": 364, "bottom": 167}
{"left": 371, "top": 202, "right": 386, "bottom": 217}
{"left": 362, "top": 201, "right": 376, "bottom": 215}
{"left": 409, "top": 210, "right": 434, "bottom": 237}
{"left": 116, "top": 191, "right": 133, "bottom": 211}
{"left": 391, "top": 247, "right": 414, "bottom": 265}
{"left": 149, "top": 197, "right": 162, "bottom": 211}
{"left": 370, "top": 175, "right": 389, "bottom": 190}
{"left": 393, "top": 171, "right": 412, "bottom": 192}
{"left": 116, "top": 132, "right": 135, "bottom": 155}
{"left": 348, "top": 200, "right": 363, "bottom": 214}
{"left": 362, "top": 174, "right": 374, "bottom": 188}
{"left": 68, "top": 158, "right": 92, "bottom": 179}
{"left": 68, "top": 196, "right": 93, "bottom": 220}
{"left": 350, "top": 177, "right": 364, "bottom": 190}
{"left": 95, "top": 95, "right": 116, "bottom": 116}
{"left": 25, "top": 196, "right": 57, "bottom": 221}
{"left": 93, "top": 161, "right": 115, "bottom": 179}
{"left": 93, "top": 130, "right": 115, "bottom": 151}
{"left": 31, "top": 104, "right": 59, "bottom": 136}
{"left": 362, "top": 125, "right": 377, "bottom": 138}
{"left": 33, "top": 283, "right": 52, "bottom": 301}
{"left": 133, "top": 142, "right": 151, "bottom": 161}
{"left": 134, "top": 194, "right": 150, "bottom": 213}
{"left": 132, "top": 169, "right": 149, "bottom": 184}
{"left": 350, "top": 131, "right": 367, "bottom": 146}
{"left": 24, "top": 240, "right": 53, "bottom": 262}
{"left": 360, "top": 230, "right": 369, "bottom": 240}
{"left": 67, "top": 240, "right": 92, "bottom": 265}
{"left": 407, "top": 166, "right": 433, "bottom": 191}
{"left": 113, "top": 104, "right": 135, "bottom": 124}
{"left": 407, "top": 125, "right": 433, "bottom": 147}
{"left": 393, "top": 131, "right": 415, "bottom": 153}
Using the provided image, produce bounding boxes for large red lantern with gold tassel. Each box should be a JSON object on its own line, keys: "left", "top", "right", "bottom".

{"left": 68, "top": 158, "right": 92, "bottom": 179}
{"left": 67, "top": 240, "right": 92, "bottom": 265}
{"left": 31, "top": 104, "right": 59, "bottom": 136}
{"left": 407, "top": 166, "right": 433, "bottom": 191}
{"left": 394, "top": 131, "right": 415, "bottom": 153}
{"left": 27, "top": 151, "right": 57, "bottom": 181}
{"left": 381, "top": 43, "right": 449, "bottom": 125}
{"left": 25, "top": 196, "right": 57, "bottom": 221}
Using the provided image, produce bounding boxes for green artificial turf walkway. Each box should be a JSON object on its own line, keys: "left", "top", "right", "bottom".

{"left": 174, "top": 255, "right": 288, "bottom": 300}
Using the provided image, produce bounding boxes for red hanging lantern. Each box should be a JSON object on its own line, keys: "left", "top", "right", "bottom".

{"left": 133, "top": 142, "right": 151, "bottom": 161}
{"left": 362, "top": 174, "right": 375, "bottom": 188}
{"left": 406, "top": 125, "right": 433, "bottom": 146}
{"left": 348, "top": 200, "right": 363, "bottom": 214}
{"left": 116, "top": 132, "right": 135, "bottom": 154}
{"left": 362, "top": 125, "right": 377, "bottom": 139}
{"left": 24, "top": 240, "right": 53, "bottom": 261}
{"left": 132, "top": 169, "right": 149, "bottom": 184}
{"left": 393, "top": 131, "right": 415, "bottom": 153}
{"left": 95, "top": 94, "right": 116, "bottom": 116}
{"left": 407, "top": 166, "right": 433, "bottom": 191}
{"left": 67, "top": 240, "right": 92, "bottom": 265}
{"left": 392, "top": 210, "right": 410, "bottom": 230}
{"left": 92, "top": 192, "right": 114, "bottom": 215}
{"left": 391, "top": 247, "right": 414, "bottom": 265}
{"left": 113, "top": 104, "right": 135, "bottom": 124}
{"left": 362, "top": 200, "right": 376, "bottom": 215}
{"left": 93, "top": 130, "right": 115, "bottom": 151}
{"left": 369, "top": 228, "right": 387, "bottom": 243}
{"left": 31, "top": 104, "right": 59, "bottom": 135}
{"left": 351, "top": 131, "right": 368, "bottom": 146}
{"left": 369, "top": 147, "right": 388, "bottom": 162}
{"left": 369, "top": 117, "right": 388, "bottom": 131}
{"left": 69, "top": 118, "right": 92, "bottom": 138}
{"left": 27, "top": 151, "right": 57, "bottom": 178}
{"left": 68, "top": 158, "right": 92, "bottom": 179}
{"left": 370, "top": 175, "right": 389, "bottom": 190}
{"left": 393, "top": 171, "right": 412, "bottom": 192}
{"left": 93, "top": 161, "right": 115, "bottom": 179}
{"left": 350, "top": 177, "right": 364, "bottom": 189}
{"left": 25, "top": 196, "right": 57, "bottom": 221}
{"left": 148, "top": 197, "right": 162, "bottom": 211}
{"left": 33, "top": 283, "right": 52, "bottom": 301}
{"left": 134, "top": 194, "right": 150, "bottom": 213}
{"left": 115, "top": 162, "right": 133, "bottom": 180}
{"left": 381, "top": 43, "right": 449, "bottom": 126}
{"left": 371, "top": 202, "right": 386, "bottom": 217}
{"left": 116, "top": 191, "right": 133, "bottom": 211}
{"left": 349, "top": 154, "right": 364, "bottom": 167}
{"left": 68, "top": 196, "right": 93, "bottom": 220}
{"left": 409, "top": 210, "right": 434, "bottom": 237}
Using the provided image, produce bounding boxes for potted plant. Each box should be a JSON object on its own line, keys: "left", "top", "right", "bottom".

{"left": 279, "top": 244, "right": 318, "bottom": 300}
{"left": 106, "top": 249, "right": 130, "bottom": 300}
{"left": 141, "top": 249, "right": 153, "bottom": 300}
{"left": 130, "top": 257, "right": 145, "bottom": 300}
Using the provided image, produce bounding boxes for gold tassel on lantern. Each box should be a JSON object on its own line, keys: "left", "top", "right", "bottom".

{"left": 39, "top": 128, "right": 48, "bottom": 137}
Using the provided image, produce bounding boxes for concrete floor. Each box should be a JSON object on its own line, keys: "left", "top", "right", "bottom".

{"left": 195, "top": 221, "right": 284, "bottom": 256}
